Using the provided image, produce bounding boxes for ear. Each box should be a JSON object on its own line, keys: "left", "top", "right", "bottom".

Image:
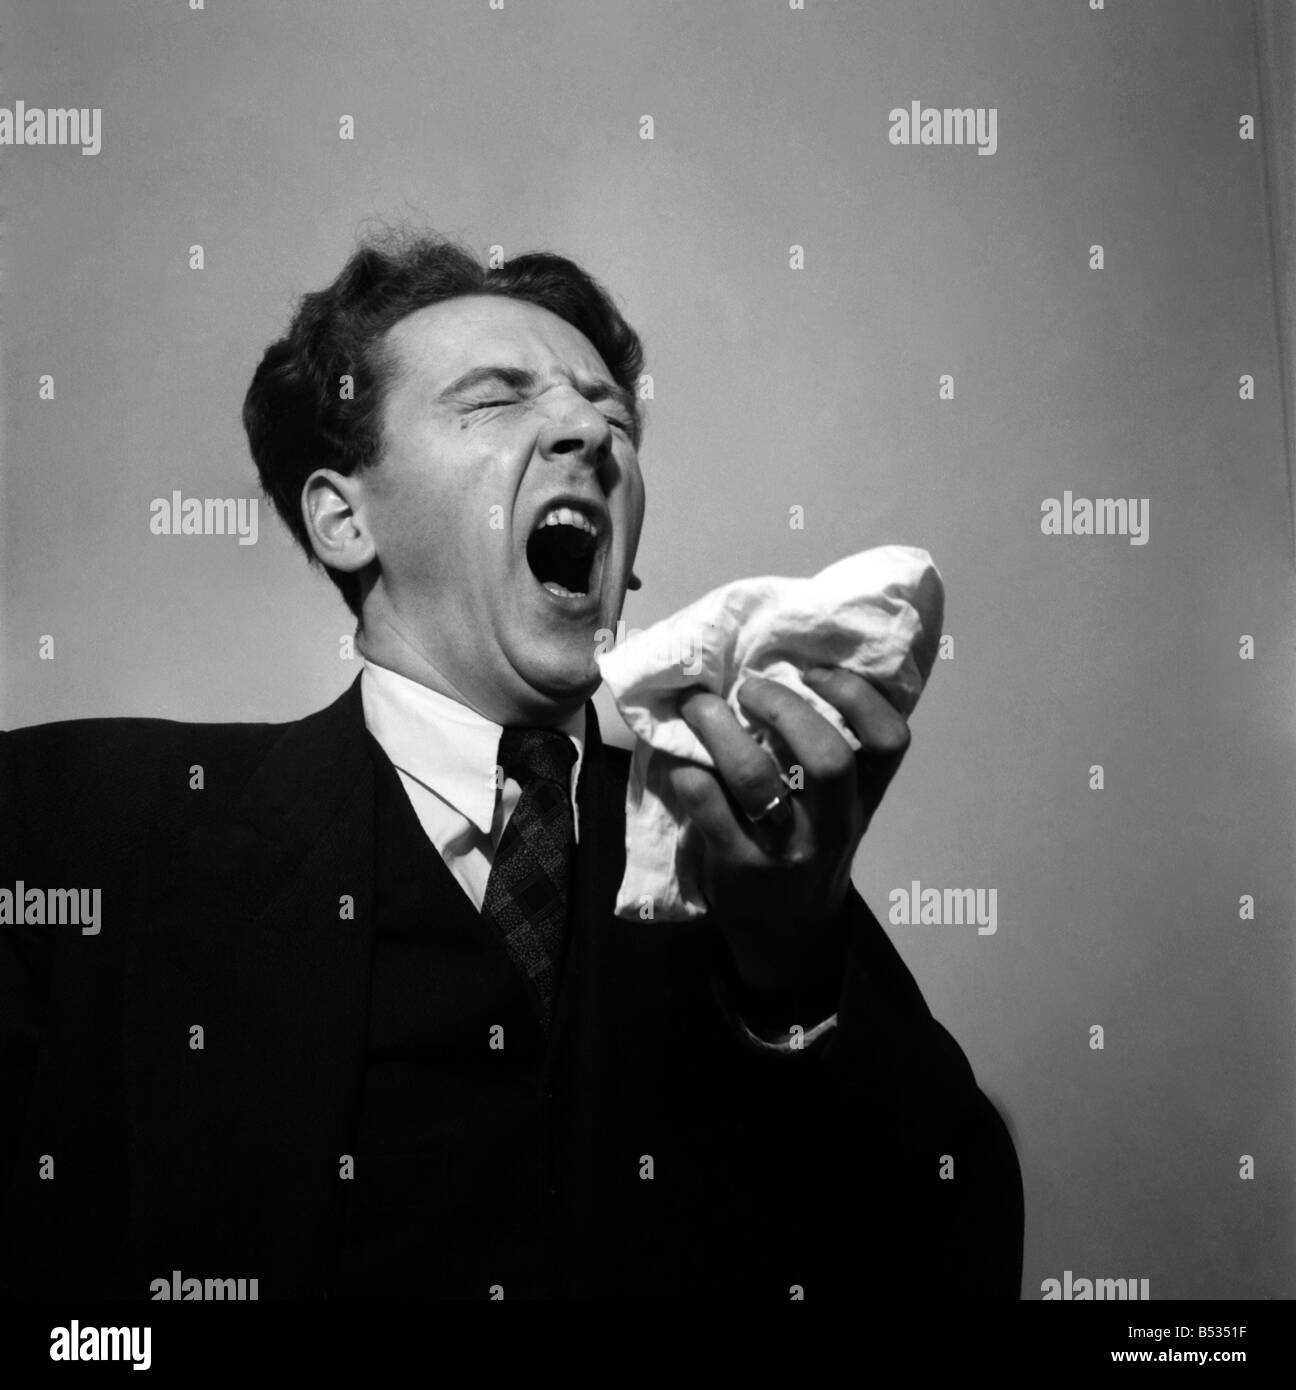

{"left": 301, "top": 468, "right": 376, "bottom": 575}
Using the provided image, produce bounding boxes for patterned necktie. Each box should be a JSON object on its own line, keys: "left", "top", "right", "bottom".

{"left": 480, "top": 726, "right": 578, "bottom": 1032}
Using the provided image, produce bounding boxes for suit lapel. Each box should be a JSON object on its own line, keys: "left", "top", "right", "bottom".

{"left": 123, "top": 676, "right": 377, "bottom": 1296}
{"left": 122, "top": 680, "right": 643, "bottom": 1296}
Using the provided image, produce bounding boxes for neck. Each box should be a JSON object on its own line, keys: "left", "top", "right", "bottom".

{"left": 355, "top": 614, "right": 587, "bottom": 728}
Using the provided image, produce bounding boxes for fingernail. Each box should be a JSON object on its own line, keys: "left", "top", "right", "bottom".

{"left": 803, "top": 667, "right": 831, "bottom": 685}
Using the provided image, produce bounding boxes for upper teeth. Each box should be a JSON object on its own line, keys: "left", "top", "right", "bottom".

{"left": 538, "top": 507, "right": 598, "bottom": 536}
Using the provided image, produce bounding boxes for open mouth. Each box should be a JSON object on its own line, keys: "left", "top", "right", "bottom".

{"left": 526, "top": 505, "right": 604, "bottom": 600}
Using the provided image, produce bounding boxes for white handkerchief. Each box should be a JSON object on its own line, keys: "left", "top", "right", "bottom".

{"left": 596, "top": 546, "right": 944, "bottom": 922}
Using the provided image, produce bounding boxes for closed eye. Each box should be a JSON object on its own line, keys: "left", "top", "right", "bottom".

{"left": 469, "top": 394, "right": 634, "bottom": 437}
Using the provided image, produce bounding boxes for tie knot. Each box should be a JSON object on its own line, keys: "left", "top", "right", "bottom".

{"left": 497, "top": 726, "right": 577, "bottom": 790}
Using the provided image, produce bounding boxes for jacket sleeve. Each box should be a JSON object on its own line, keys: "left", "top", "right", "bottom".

{"left": 707, "top": 883, "right": 1025, "bottom": 1299}
{"left": 0, "top": 732, "right": 53, "bottom": 1207}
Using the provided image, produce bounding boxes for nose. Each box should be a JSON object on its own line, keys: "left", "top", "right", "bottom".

{"left": 536, "top": 389, "right": 613, "bottom": 471}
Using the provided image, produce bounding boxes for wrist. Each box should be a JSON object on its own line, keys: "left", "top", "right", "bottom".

{"left": 722, "top": 898, "right": 849, "bottom": 1019}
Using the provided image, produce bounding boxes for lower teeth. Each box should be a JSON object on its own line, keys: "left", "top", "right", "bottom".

{"left": 543, "top": 580, "right": 585, "bottom": 598}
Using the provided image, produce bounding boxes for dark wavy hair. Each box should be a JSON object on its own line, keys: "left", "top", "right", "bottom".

{"left": 242, "top": 228, "right": 645, "bottom": 617}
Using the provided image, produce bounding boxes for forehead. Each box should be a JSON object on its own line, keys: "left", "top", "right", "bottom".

{"left": 382, "top": 294, "right": 612, "bottom": 388}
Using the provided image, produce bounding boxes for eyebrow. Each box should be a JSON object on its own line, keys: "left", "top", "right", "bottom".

{"left": 440, "top": 364, "right": 638, "bottom": 426}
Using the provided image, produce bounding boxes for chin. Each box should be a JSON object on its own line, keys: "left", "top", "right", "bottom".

{"left": 514, "top": 648, "right": 601, "bottom": 713}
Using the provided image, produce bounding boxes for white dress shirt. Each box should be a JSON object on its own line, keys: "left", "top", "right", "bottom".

{"left": 359, "top": 656, "right": 835, "bottom": 1053}
{"left": 361, "top": 658, "right": 584, "bottom": 912}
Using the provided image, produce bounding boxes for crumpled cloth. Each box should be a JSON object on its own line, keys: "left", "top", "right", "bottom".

{"left": 596, "top": 546, "right": 944, "bottom": 922}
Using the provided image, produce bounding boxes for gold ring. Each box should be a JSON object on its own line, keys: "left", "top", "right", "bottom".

{"left": 749, "top": 792, "right": 789, "bottom": 824}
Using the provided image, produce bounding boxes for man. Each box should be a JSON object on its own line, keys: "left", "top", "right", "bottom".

{"left": 0, "top": 231, "right": 1022, "bottom": 1299}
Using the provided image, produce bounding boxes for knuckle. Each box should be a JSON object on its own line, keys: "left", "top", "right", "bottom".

{"left": 870, "top": 719, "right": 911, "bottom": 758}
{"left": 670, "top": 765, "right": 713, "bottom": 809}
{"left": 730, "top": 756, "right": 780, "bottom": 803}
{"left": 802, "top": 746, "right": 853, "bottom": 783}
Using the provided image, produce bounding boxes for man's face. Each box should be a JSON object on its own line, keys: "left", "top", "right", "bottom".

{"left": 355, "top": 294, "right": 645, "bottom": 723}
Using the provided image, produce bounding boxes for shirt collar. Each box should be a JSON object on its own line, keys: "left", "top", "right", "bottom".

{"left": 360, "top": 658, "right": 585, "bottom": 836}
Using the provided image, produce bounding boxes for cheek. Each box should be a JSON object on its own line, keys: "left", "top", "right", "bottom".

{"left": 371, "top": 475, "right": 442, "bottom": 555}
{"left": 370, "top": 425, "right": 529, "bottom": 590}
{"left": 370, "top": 459, "right": 486, "bottom": 580}
{"left": 612, "top": 452, "right": 644, "bottom": 517}
{"left": 624, "top": 472, "right": 647, "bottom": 548}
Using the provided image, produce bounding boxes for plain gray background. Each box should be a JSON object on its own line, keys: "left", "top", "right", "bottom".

{"left": 2, "top": 0, "right": 1292, "bottom": 1299}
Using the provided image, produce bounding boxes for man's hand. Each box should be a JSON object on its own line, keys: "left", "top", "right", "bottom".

{"left": 667, "top": 668, "right": 911, "bottom": 998}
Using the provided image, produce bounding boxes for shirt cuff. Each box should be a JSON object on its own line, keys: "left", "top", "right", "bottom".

{"left": 736, "top": 1009, "right": 839, "bottom": 1054}
{"left": 711, "top": 969, "right": 840, "bottom": 1055}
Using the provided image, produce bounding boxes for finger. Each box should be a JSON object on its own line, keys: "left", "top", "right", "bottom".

{"left": 661, "top": 754, "right": 755, "bottom": 857}
{"left": 733, "top": 675, "right": 856, "bottom": 803}
{"left": 679, "top": 689, "right": 793, "bottom": 831}
{"left": 802, "top": 667, "right": 911, "bottom": 824}
{"left": 802, "top": 667, "right": 911, "bottom": 766}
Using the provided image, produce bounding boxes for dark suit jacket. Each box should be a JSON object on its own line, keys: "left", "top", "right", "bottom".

{"left": 0, "top": 675, "right": 1023, "bottom": 1299}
